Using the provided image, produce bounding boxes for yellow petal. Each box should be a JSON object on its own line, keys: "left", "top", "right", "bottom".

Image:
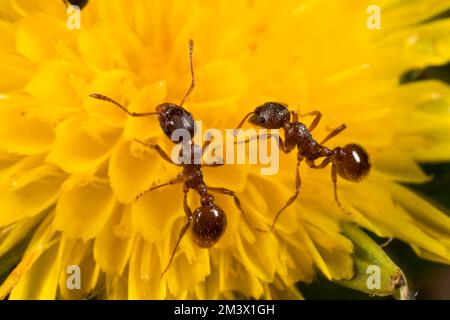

{"left": 9, "top": 239, "right": 62, "bottom": 300}
{"left": 0, "top": 106, "right": 54, "bottom": 155}
{"left": 0, "top": 213, "right": 56, "bottom": 299}
{"left": 123, "top": 81, "right": 168, "bottom": 140}
{"left": 128, "top": 238, "right": 166, "bottom": 299}
{"left": 77, "top": 25, "right": 115, "bottom": 70}
{"left": 372, "top": 147, "right": 430, "bottom": 183}
{"left": 0, "top": 157, "right": 64, "bottom": 227}
{"left": 187, "top": 60, "right": 249, "bottom": 110}
{"left": 105, "top": 273, "right": 128, "bottom": 300}
{"left": 380, "top": 0, "right": 450, "bottom": 31}
{"left": 85, "top": 70, "right": 137, "bottom": 128}
{"left": 165, "top": 231, "right": 210, "bottom": 296}
{"left": 190, "top": 266, "right": 221, "bottom": 299}
{"left": 109, "top": 139, "right": 166, "bottom": 203}
{"left": 348, "top": 178, "right": 449, "bottom": 259}
{"left": 304, "top": 223, "right": 354, "bottom": 280}
{"left": 0, "top": 53, "right": 33, "bottom": 91}
{"left": 25, "top": 61, "right": 92, "bottom": 110}
{"left": 202, "top": 164, "right": 251, "bottom": 193}
{"left": 47, "top": 116, "right": 120, "bottom": 173}
{"left": 131, "top": 183, "right": 184, "bottom": 243}
{"left": 411, "top": 242, "right": 450, "bottom": 265}
{"left": 281, "top": 232, "right": 315, "bottom": 284}
{"left": 235, "top": 229, "right": 280, "bottom": 282}
{"left": 94, "top": 204, "right": 134, "bottom": 275}
{"left": 294, "top": 223, "right": 334, "bottom": 280}
{"left": 58, "top": 237, "right": 102, "bottom": 300}
{"left": 385, "top": 182, "right": 450, "bottom": 261}
{"left": 217, "top": 250, "right": 264, "bottom": 298}
{"left": 0, "top": 0, "right": 64, "bottom": 21}
{"left": 377, "top": 18, "right": 450, "bottom": 74}
{"left": 54, "top": 176, "right": 115, "bottom": 240}
{"left": 16, "top": 12, "right": 72, "bottom": 63}
{"left": 245, "top": 174, "right": 300, "bottom": 233}
{"left": 0, "top": 213, "right": 43, "bottom": 258}
{"left": 0, "top": 149, "right": 22, "bottom": 172}
{"left": 264, "top": 280, "right": 304, "bottom": 300}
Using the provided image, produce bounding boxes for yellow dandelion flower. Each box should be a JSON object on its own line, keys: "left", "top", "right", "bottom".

{"left": 1, "top": 0, "right": 450, "bottom": 300}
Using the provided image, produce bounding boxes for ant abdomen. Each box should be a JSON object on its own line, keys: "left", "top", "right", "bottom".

{"left": 333, "top": 144, "right": 371, "bottom": 182}
{"left": 192, "top": 205, "right": 227, "bottom": 248}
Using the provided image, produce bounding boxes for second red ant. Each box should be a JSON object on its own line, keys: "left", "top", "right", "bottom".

{"left": 234, "top": 102, "right": 371, "bottom": 231}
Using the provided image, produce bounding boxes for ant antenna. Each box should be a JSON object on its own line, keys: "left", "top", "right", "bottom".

{"left": 160, "top": 236, "right": 183, "bottom": 278}
{"left": 179, "top": 39, "right": 196, "bottom": 107}
{"left": 89, "top": 93, "right": 160, "bottom": 117}
{"left": 233, "top": 111, "right": 255, "bottom": 136}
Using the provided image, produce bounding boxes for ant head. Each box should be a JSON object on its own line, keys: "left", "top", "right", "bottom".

{"left": 249, "top": 102, "right": 290, "bottom": 129}
{"left": 192, "top": 195, "right": 227, "bottom": 248}
{"left": 332, "top": 144, "right": 370, "bottom": 182}
{"left": 155, "top": 103, "right": 196, "bottom": 143}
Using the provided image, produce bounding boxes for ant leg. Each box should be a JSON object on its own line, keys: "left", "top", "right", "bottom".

{"left": 320, "top": 124, "right": 347, "bottom": 145}
{"left": 135, "top": 176, "right": 183, "bottom": 201}
{"left": 306, "top": 157, "right": 331, "bottom": 169}
{"left": 306, "top": 158, "right": 351, "bottom": 215}
{"left": 207, "top": 187, "right": 269, "bottom": 233}
{"left": 201, "top": 136, "right": 225, "bottom": 167}
{"left": 299, "top": 111, "right": 322, "bottom": 132}
{"left": 234, "top": 133, "right": 270, "bottom": 144}
{"left": 270, "top": 158, "right": 302, "bottom": 231}
{"left": 134, "top": 139, "right": 181, "bottom": 166}
{"left": 290, "top": 111, "right": 299, "bottom": 122}
{"left": 179, "top": 39, "right": 196, "bottom": 107}
{"left": 234, "top": 111, "right": 256, "bottom": 133}
{"left": 331, "top": 162, "right": 352, "bottom": 215}
{"left": 89, "top": 94, "right": 160, "bottom": 117}
{"left": 203, "top": 162, "right": 224, "bottom": 168}
{"left": 161, "top": 188, "right": 193, "bottom": 278}
{"left": 202, "top": 139, "right": 212, "bottom": 154}
{"left": 235, "top": 133, "right": 287, "bottom": 153}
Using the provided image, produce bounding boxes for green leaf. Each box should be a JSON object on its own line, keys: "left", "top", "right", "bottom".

{"left": 336, "top": 223, "right": 417, "bottom": 299}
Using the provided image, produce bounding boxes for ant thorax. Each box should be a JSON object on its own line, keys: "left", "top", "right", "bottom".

{"left": 284, "top": 122, "right": 323, "bottom": 159}
{"left": 178, "top": 142, "right": 204, "bottom": 188}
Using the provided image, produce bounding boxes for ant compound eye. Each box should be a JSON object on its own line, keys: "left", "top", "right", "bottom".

{"left": 249, "top": 114, "right": 267, "bottom": 126}
{"left": 255, "top": 115, "right": 265, "bottom": 123}
{"left": 192, "top": 205, "right": 227, "bottom": 248}
{"left": 336, "top": 144, "right": 371, "bottom": 182}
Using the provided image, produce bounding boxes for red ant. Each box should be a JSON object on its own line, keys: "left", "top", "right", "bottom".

{"left": 89, "top": 40, "right": 264, "bottom": 277}
{"left": 234, "top": 102, "right": 371, "bottom": 231}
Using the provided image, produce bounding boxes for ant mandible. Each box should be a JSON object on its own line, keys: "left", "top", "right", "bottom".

{"left": 234, "top": 102, "right": 371, "bottom": 231}
{"left": 89, "top": 40, "right": 264, "bottom": 277}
